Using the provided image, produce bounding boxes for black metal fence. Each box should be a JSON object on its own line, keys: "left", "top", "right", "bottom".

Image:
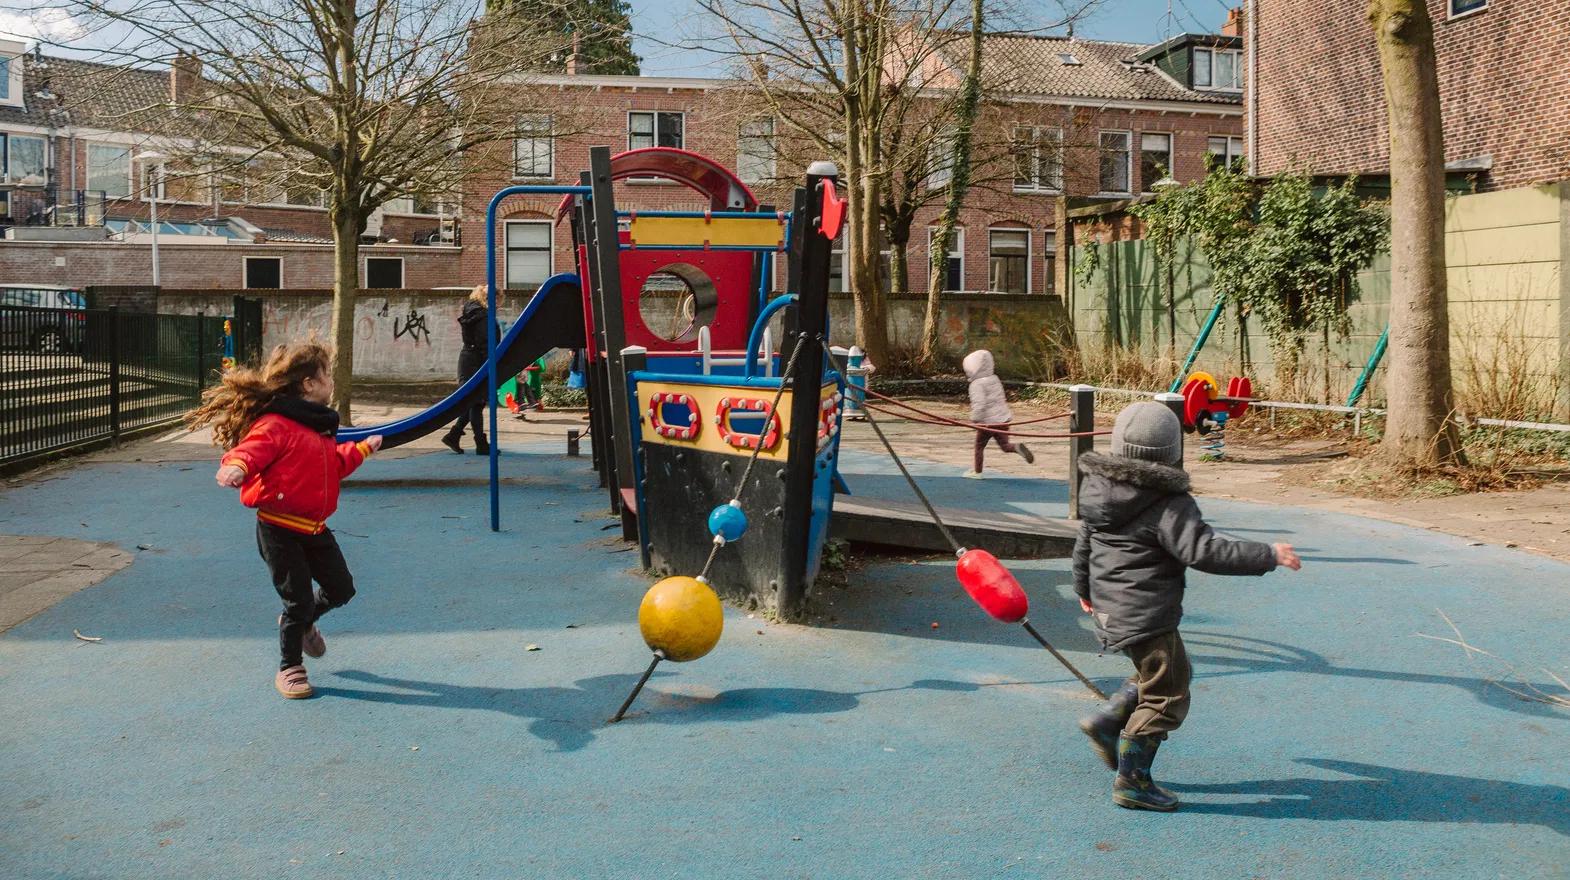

{"left": 1, "top": 306, "right": 229, "bottom": 470}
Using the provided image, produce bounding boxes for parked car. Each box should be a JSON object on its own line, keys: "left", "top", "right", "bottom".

{"left": 0, "top": 285, "right": 88, "bottom": 353}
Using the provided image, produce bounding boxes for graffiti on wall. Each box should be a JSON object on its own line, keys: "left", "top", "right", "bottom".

{"left": 394, "top": 307, "right": 431, "bottom": 345}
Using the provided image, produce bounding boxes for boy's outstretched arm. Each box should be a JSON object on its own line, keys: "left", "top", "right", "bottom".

{"left": 1156, "top": 494, "right": 1279, "bottom": 576}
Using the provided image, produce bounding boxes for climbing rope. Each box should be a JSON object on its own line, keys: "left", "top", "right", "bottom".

{"left": 862, "top": 402, "right": 1112, "bottom": 439}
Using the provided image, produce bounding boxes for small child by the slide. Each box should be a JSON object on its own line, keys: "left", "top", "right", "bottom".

{"left": 961, "top": 349, "right": 1033, "bottom": 477}
{"left": 1073, "top": 402, "right": 1301, "bottom": 811}
{"left": 186, "top": 341, "right": 382, "bottom": 700}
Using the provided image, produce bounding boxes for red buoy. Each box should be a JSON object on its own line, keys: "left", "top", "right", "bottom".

{"left": 955, "top": 549, "right": 1029, "bottom": 623}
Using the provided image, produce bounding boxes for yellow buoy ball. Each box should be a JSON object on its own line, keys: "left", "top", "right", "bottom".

{"left": 638, "top": 576, "right": 724, "bottom": 662}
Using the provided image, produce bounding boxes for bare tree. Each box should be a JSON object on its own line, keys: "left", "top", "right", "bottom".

{"left": 1368, "top": 0, "right": 1464, "bottom": 467}
{"left": 55, "top": 0, "right": 571, "bottom": 421}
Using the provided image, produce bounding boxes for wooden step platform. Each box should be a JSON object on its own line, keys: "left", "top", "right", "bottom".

{"left": 829, "top": 496, "right": 1079, "bottom": 558}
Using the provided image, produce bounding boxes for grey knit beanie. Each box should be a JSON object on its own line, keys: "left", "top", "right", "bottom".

{"left": 1110, "top": 402, "right": 1183, "bottom": 465}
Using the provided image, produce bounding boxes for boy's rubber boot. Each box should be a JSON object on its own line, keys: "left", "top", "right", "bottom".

{"left": 474, "top": 437, "right": 490, "bottom": 455}
{"left": 1113, "top": 734, "right": 1179, "bottom": 812}
{"left": 440, "top": 432, "right": 462, "bottom": 454}
{"left": 1077, "top": 678, "right": 1139, "bottom": 769}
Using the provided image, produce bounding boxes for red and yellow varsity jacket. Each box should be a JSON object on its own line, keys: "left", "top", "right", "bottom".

{"left": 221, "top": 414, "right": 373, "bottom": 534}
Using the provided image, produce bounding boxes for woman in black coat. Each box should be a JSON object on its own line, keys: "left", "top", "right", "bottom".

{"left": 441, "top": 285, "right": 501, "bottom": 454}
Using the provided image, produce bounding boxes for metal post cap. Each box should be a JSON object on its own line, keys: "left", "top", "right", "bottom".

{"left": 806, "top": 161, "right": 839, "bottom": 177}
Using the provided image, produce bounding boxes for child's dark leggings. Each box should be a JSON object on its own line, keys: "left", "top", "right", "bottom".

{"left": 973, "top": 423, "right": 1016, "bottom": 472}
{"left": 257, "top": 522, "right": 356, "bottom": 670}
{"left": 1123, "top": 630, "right": 1192, "bottom": 737}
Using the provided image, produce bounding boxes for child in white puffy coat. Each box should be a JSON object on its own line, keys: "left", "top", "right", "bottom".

{"left": 962, "top": 349, "right": 1033, "bottom": 477}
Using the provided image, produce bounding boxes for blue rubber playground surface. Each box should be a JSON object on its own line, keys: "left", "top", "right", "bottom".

{"left": 1, "top": 442, "right": 1566, "bottom": 878}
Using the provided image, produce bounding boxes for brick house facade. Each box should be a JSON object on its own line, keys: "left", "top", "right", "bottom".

{"left": 4, "top": 33, "right": 1241, "bottom": 299}
{"left": 1249, "top": 0, "right": 1570, "bottom": 191}
{"left": 0, "top": 42, "right": 458, "bottom": 290}
{"left": 461, "top": 35, "right": 1242, "bottom": 301}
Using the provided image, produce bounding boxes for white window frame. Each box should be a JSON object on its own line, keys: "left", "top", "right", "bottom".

{"left": 0, "top": 54, "right": 22, "bottom": 109}
{"left": 627, "top": 110, "right": 685, "bottom": 151}
{"left": 363, "top": 256, "right": 405, "bottom": 289}
{"left": 243, "top": 256, "right": 283, "bottom": 289}
{"left": 514, "top": 114, "right": 554, "bottom": 180}
{"left": 736, "top": 117, "right": 775, "bottom": 186}
{"left": 141, "top": 160, "right": 211, "bottom": 206}
{"left": 1097, "top": 130, "right": 1133, "bottom": 197}
{"left": 1140, "top": 132, "right": 1173, "bottom": 193}
{"left": 1206, "top": 135, "right": 1246, "bottom": 171}
{"left": 382, "top": 195, "right": 445, "bottom": 217}
{"left": 503, "top": 220, "right": 554, "bottom": 291}
{"left": 926, "top": 226, "right": 965, "bottom": 293}
{"left": 3, "top": 132, "right": 47, "bottom": 186}
{"left": 1193, "top": 47, "right": 1242, "bottom": 91}
{"left": 1012, "top": 126, "right": 1063, "bottom": 194}
{"left": 87, "top": 143, "right": 134, "bottom": 200}
{"left": 1042, "top": 229, "right": 1058, "bottom": 296}
{"left": 987, "top": 227, "right": 1032, "bottom": 295}
{"left": 1448, "top": 0, "right": 1487, "bottom": 17}
{"left": 927, "top": 127, "right": 958, "bottom": 191}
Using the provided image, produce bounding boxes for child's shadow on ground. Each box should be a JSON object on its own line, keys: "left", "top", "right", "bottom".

{"left": 317, "top": 671, "right": 981, "bottom": 752}
{"left": 1173, "top": 758, "right": 1570, "bottom": 838}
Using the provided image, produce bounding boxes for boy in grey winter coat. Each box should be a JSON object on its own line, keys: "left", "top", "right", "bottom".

{"left": 961, "top": 349, "right": 1033, "bottom": 477}
{"left": 1073, "top": 402, "right": 1301, "bottom": 811}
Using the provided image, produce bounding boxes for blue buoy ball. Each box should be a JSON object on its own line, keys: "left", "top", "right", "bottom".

{"left": 708, "top": 502, "right": 749, "bottom": 542}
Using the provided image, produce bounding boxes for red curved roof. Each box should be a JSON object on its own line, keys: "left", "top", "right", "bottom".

{"left": 554, "top": 147, "right": 760, "bottom": 221}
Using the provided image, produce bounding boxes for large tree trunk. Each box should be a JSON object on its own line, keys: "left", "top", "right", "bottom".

{"left": 919, "top": 0, "right": 984, "bottom": 365}
{"left": 887, "top": 237, "right": 908, "bottom": 297}
{"left": 845, "top": 124, "right": 890, "bottom": 365}
{"left": 329, "top": 208, "right": 361, "bottom": 423}
{"left": 1369, "top": 0, "right": 1464, "bottom": 467}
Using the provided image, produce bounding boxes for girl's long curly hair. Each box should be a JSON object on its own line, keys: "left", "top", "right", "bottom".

{"left": 185, "top": 340, "right": 332, "bottom": 449}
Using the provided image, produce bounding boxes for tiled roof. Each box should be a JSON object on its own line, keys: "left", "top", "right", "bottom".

{"left": 954, "top": 35, "right": 1242, "bottom": 107}
{"left": 0, "top": 53, "right": 170, "bottom": 131}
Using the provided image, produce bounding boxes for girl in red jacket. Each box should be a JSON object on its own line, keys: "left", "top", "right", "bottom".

{"left": 187, "top": 341, "right": 381, "bottom": 699}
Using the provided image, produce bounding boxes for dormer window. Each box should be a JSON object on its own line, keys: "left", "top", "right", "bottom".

{"left": 1193, "top": 47, "right": 1241, "bottom": 91}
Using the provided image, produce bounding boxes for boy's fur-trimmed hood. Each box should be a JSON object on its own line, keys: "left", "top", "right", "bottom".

{"left": 1077, "top": 451, "right": 1191, "bottom": 530}
{"left": 1078, "top": 451, "right": 1190, "bottom": 493}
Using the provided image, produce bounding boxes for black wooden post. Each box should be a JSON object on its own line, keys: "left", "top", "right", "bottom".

{"left": 778, "top": 163, "right": 837, "bottom": 619}
{"left": 1068, "top": 384, "right": 1095, "bottom": 520}
{"left": 195, "top": 312, "right": 206, "bottom": 395}
{"left": 587, "top": 151, "right": 635, "bottom": 519}
{"left": 1156, "top": 391, "right": 1186, "bottom": 469}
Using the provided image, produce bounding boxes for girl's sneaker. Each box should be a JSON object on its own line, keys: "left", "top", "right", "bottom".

{"left": 302, "top": 625, "right": 326, "bottom": 658}
{"left": 1016, "top": 443, "right": 1035, "bottom": 464}
{"left": 275, "top": 665, "right": 314, "bottom": 699}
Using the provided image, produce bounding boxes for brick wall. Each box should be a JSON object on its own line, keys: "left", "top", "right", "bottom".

{"left": 0, "top": 239, "right": 461, "bottom": 289}
{"left": 1253, "top": 0, "right": 1570, "bottom": 191}
{"left": 459, "top": 78, "right": 1242, "bottom": 298}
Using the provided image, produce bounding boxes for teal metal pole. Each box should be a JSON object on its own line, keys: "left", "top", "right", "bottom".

{"left": 1169, "top": 297, "right": 1226, "bottom": 394}
{"left": 1346, "top": 324, "right": 1390, "bottom": 407}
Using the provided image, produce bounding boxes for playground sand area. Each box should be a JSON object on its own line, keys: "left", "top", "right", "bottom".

{"left": 1, "top": 409, "right": 1567, "bottom": 878}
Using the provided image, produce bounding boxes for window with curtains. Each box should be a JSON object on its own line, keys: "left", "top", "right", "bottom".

{"left": 988, "top": 230, "right": 1029, "bottom": 294}
{"left": 1042, "top": 230, "right": 1057, "bottom": 296}
{"left": 1140, "top": 133, "right": 1172, "bottom": 193}
{"left": 2, "top": 133, "right": 46, "bottom": 185}
{"left": 504, "top": 221, "right": 553, "bottom": 292}
{"left": 1193, "top": 47, "right": 1241, "bottom": 90}
{"left": 87, "top": 144, "right": 132, "bottom": 199}
{"left": 736, "top": 117, "right": 774, "bottom": 185}
{"left": 1206, "top": 136, "right": 1245, "bottom": 172}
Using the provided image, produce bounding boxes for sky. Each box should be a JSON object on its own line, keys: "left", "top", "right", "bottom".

{"left": 628, "top": 0, "right": 1237, "bottom": 76}
{"left": 0, "top": 0, "right": 1235, "bottom": 74}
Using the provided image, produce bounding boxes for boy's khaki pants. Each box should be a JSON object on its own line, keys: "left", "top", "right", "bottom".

{"left": 1124, "top": 630, "right": 1192, "bottom": 738}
